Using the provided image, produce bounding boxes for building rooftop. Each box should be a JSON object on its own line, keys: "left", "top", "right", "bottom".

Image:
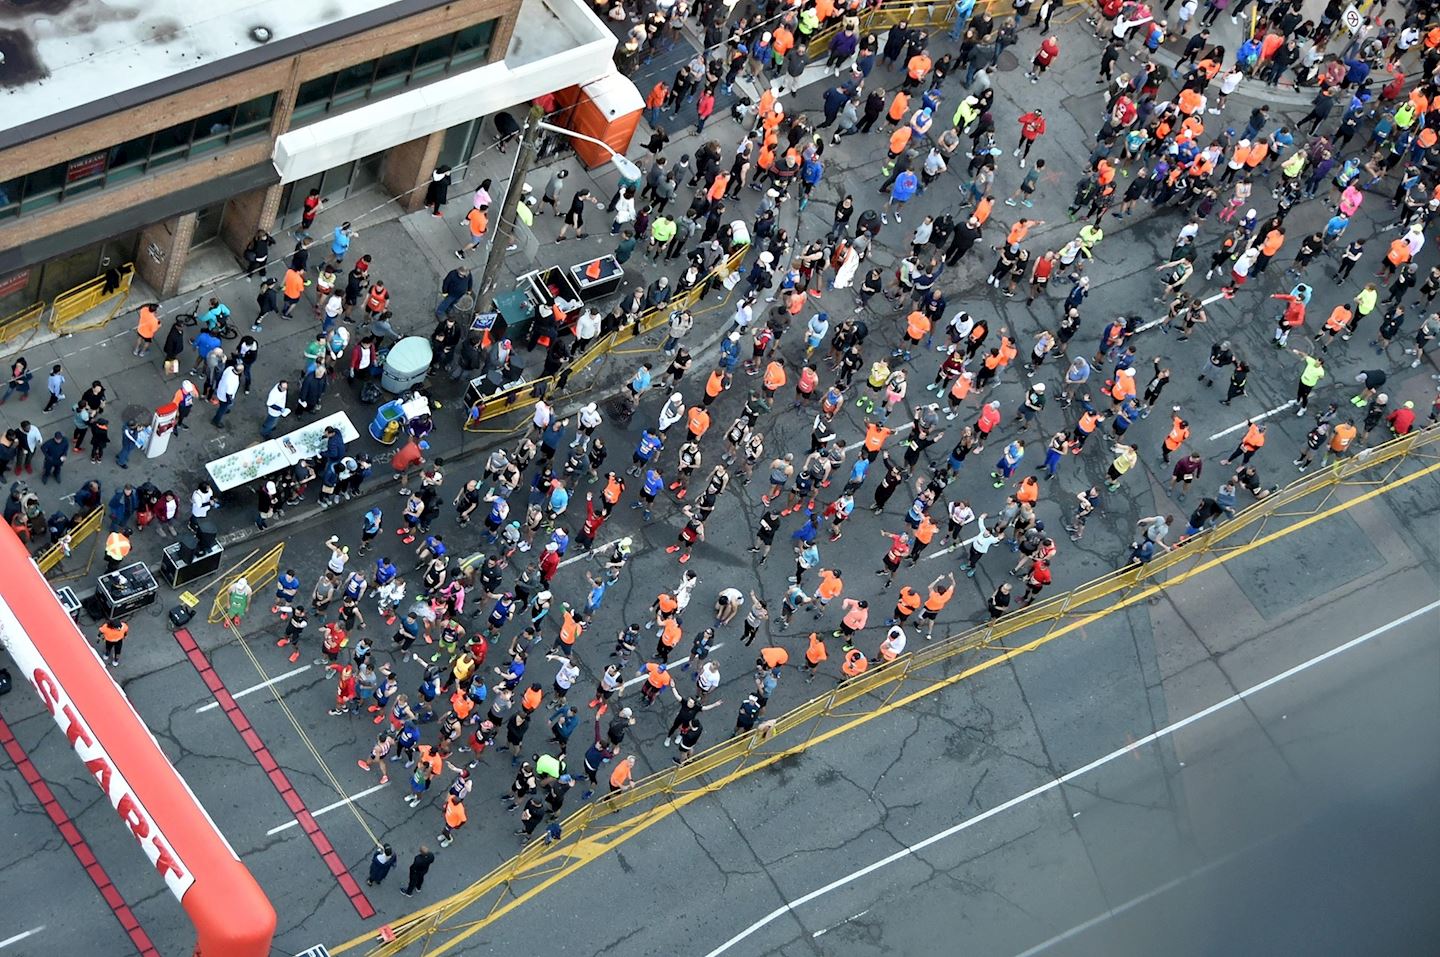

{"left": 0, "top": 0, "right": 440, "bottom": 144}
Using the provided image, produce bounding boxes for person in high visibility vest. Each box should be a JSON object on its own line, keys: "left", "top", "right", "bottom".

{"left": 104, "top": 529, "right": 131, "bottom": 571}
{"left": 98, "top": 618, "right": 128, "bottom": 667}
{"left": 438, "top": 793, "right": 467, "bottom": 847}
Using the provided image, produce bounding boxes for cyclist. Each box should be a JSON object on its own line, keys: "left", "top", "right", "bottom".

{"left": 199, "top": 297, "right": 232, "bottom": 333}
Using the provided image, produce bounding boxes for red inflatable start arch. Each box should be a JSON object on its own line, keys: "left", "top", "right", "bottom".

{"left": 0, "top": 528, "right": 276, "bottom": 956}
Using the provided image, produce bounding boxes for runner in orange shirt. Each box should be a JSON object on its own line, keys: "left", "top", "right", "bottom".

{"left": 887, "top": 584, "right": 922, "bottom": 626}
{"left": 1162, "top": 410, "right": 1190, "bottom": 464}
{"left": 639, "top": 661, "right": 672, "bottom": 705}
{"left": 812, "top": 568, "right": 845, "bottom": 617}
{"left": 1221, "top": 421, "right": 1266, "bottom": 466}
{"left": 910, "top": 513, "right": 939, "bottom": 563}
{"left": 918, "top": 573, "right": 956, "bottom": 639}
{"left": 608, "top": 754, "right": 638, "bottom": 794}
{"left": 801, "top": 632, "right": 829, "bottom": 682}
{"left": 685, "top": 405, "right": 711, "bottom": 442}
{"left": 134, "top": 303, "right": 161, "bottom": 357}
{"left": 762, "top": 358, "right": 787, "bottom": 398}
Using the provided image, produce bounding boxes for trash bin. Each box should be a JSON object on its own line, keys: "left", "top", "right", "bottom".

{"left": 380, "top": 336, "right": 433, "bottom": 394}
{"left": 369, "top": 399, "right": 406, "bottom": 443}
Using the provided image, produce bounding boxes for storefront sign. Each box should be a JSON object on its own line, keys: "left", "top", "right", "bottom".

{"left": 66, "top": 152, "right": 108, "bottom": 183}
{"left": 0, "top": 269, "right": 30, "bottom": 299}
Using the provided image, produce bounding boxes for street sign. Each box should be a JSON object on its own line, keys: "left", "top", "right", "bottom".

{"left": 1340, "top": 4, "right": 1364, "bottom": 33}
{"left": 296, "top": 947, "right": 331, "bottom": 957}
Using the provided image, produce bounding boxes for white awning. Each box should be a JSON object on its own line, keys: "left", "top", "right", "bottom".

{"left": 271, "top": 0, "right": 616, "bottom": 183}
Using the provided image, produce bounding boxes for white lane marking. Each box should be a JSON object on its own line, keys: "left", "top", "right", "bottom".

{"left": 195, "top": 664, "right": 313, "bottom": 713}
{"left": 1207, "top": 400, "right": 1297, "bottom": 441}
{"left": 620, "top": 644, "right": 726, "bottom": 690}
{"left": 1011, "top": 843, "right": 1253, "bottom": 957}
{"left": 560, "top": 542, "right": 616, "bottom": 568}
{"left": 266, "top": 782, "right": 389, "bottom": 836}
{"left": 1134, "top": 291, "right": 1227, "bottom": 334}
{"left": 920, "top": 531, "right": 980, "bottom": 561}
{"left": 700, "top": 599, "right": 1440, "bottom": 957}
{"left": 0, "top": 928, "right": 44, "bottom": 950}
{"left": 812, "top": 909, "right": 869, "bottom": 938}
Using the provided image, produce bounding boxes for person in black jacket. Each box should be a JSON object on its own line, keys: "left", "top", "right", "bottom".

{"left": 399, "top": 846, "right": 434, "bottom": 896}
{"left": 435, "top": 266, "right": 472, "bottom": 319}
{"left": 254, "top": 278, "right": 278, "bottom": 331}
{"left": 881, "top": 21, "right": 912, "bottom": 69}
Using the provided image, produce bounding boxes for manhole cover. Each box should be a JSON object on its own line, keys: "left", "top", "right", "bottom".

{"left": 995, "top": 50, "right": 1020, "bottom": 72}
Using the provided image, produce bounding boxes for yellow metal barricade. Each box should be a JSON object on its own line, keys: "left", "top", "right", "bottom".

{"left": 464, "top": 247, "right": 749, "bottom": 428}
{"left": 208, "top": 543, "right": 285, "bottom": 624}
{"left": 0, "top": 301, "right": 45, "bottom": 350}
{"left": 36, "top": 506, "right": 103, "bottom": 576}
{"left": 50, "top": 263, "right": 135, "bottom": 333}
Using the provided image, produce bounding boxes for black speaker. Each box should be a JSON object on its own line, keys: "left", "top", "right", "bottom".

{"left": 193, "top": 518, "right": 218, "bottom": 552}
{"left": 168, "top": 605, "right": 195, "bottom": 629}
{"left": 0, "top": 666, "right": 11, "bottom": 696}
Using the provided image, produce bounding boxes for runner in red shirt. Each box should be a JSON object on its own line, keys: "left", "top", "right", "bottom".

{"left": 875, "top": 531, "right": 912, "bottom": 589}
{"left": 1015, "top": 109, "right": 1047, "bottom": 166}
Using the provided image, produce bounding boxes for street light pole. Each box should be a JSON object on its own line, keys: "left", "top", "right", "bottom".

{"left": 476, "top": 103, "right": 545, "bottom": 315}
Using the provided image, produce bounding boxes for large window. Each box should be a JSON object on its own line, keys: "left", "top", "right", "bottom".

{"left": 289, "top": 20, "right": 499, "bottom": 126}
{"left": 0, "top": 93, "right": 277, "bottom": 221}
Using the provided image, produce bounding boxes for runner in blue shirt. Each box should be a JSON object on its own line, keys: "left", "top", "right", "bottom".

{"left": 373, "top": 556, "right": 397, "bottom": 587}
{"left": 631, "top": 467, "right": 665, "bottom": 522}
{"left": 883, "top": 170, "right": 919, "bottom": 224}
{"left": 628, "top": 430, "right": 663, "bottom": 476}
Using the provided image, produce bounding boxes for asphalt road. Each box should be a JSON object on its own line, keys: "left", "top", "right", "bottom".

{"left": 469, "top": 562, "right": 1440, "bottom": 957}
{"left": 3, "top": 13, "right": 1440, "bottom": 957}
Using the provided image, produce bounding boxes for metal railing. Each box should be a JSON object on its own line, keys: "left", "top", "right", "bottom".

{"left": 208, "top": 543, "right": 285, "bottom": 624}
{"left": 802, "top": 0, "right": 1018, "bottom": 61}
{"left": 0, "top": 301, "right": 45, "bottom": 350}
{"left": 35, "top": 506, "right": 103, "bottom": 577}
{"left": 463, "top": 246, "right": 750, "bottom": 430}
{"left": 50, "top": 263, "right": 135, "bottom": 334}
{"left": 334, "top": 424, "right": 1440, "bottom": 956}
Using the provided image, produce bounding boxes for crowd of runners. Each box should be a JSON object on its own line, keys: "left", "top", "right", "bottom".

{"left": 82, "top": 0, "right": 1440, "bottom": 883}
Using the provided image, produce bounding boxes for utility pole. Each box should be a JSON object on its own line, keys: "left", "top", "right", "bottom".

{"left": 476, "top": 103, "right": 544, "bottom": 314}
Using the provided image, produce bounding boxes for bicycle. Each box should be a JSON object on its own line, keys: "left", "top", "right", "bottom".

{"left": 177, "top": 295, "right": 239, "bottom": 340}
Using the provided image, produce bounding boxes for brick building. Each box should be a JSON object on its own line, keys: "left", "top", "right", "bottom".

{"left": 0, "top": 0, "right": 616, "bottom": 305}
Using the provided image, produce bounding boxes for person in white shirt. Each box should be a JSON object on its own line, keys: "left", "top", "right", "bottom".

{"left": 530, "top": 399, "right": 553, "bottom": 438}
{"left": 574, "top": 309, "right": 601, "bottom": 353}
{"left": 674, "top": 569, "right": 699, "bottom": 615}
{"left": 573, "top": 402, "right": 603, "bottom": 448}
{"left": 732, "top": 296, "right": 754, "bottom": 334}
{"left": 262, "top": 381, "right": 290, "bottom": 438}
{"left": 211, "top": 363, "right": 241, "bottom": 428}
{"left": 546, "top": 653, "right": 581, "bottom": 702}
{"left": 713, "top": 586, "right": 744, "bottom": 625}
{"left": 190, "top": 483, "right": 215, "bottom": 523}
{"left": 874, "top": 624, "right": 907, "bottom": 663}
{"left": 696, "top": 660, "right": 721, "bottom": 697}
